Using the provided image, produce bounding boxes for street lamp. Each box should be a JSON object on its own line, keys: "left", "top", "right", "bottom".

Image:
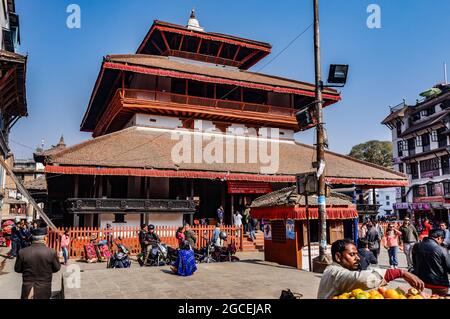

{"left": 326, "top": 64, "right": 349, "bottom": 86}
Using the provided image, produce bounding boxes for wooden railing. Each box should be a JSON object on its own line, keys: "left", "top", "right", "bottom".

{"left": 123, "top": 89, "right": 297, "bottom": 117}
{"left": 47, "top": 225, "right": 243, "bottom": 259}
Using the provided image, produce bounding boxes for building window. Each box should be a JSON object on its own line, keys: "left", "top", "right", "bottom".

{"left": 396, "top": 122, "right": 402, "bottom": 137}
{"left": 421, "top": 133, "right": 430, "bottom": 152}
{"left": 408, "top": 162, "right": 419, "bottom": 180}
{"left": 386, "top": 195, "right": 390, "bottom": 200}
{"left": 413, "top": 185, "right": 426, "bottom": 198}
{"left": 427, "top": 183, "right": 435, "bottom": 197}
{"left": 407, "top": 138, "right": 416, "bottom": 155}
{"left": 437, "top": 127, "right": 448, "bottom": 148}
{"left": 420, "top": 158, "right": 440, "bottom": 178}
{"left": 386, "top": 201, "right": 390, "bottom": 206}
{"left": 397, "top": 141, "right": 403, "bottom": 157}
{"left": 113, "top": 214, "right": 126, "bottom": 223}
{"left": 442, "top": 155, "right": 450, "bottom": 175}
{"left": 398, "top": 163, "right": 404, "bottom": 173}
{"left": 444, "top": 181, "right": 450, "bottom": 195}
{"left": 431, "top": 130, "right": 438, "bottom": 142}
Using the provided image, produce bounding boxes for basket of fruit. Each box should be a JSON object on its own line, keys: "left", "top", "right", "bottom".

{"left": 333, "top": 287, "right": 448, "bottom": 299}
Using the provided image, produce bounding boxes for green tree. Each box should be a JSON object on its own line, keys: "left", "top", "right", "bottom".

{"left": 348, "top": 140, "right": 393, "bottom": 168}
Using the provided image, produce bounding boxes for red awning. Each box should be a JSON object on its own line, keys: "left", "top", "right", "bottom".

{"left": 250, "top": 205, "right": 358, "bottom": 220}
{"left": 227, "top": 181, "right": 272, "bottom": 194}
{"left": 44, "top": 165, "right": 408, "bottom": 187}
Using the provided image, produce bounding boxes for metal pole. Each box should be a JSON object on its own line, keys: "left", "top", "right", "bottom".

{"left": 444, "top": 62, "right": 448, "bottom": 85}
{"left": 312, "top": 0, "right": 331, "bottom": 272}
{"left": 305, "top": 193, "right": 312, "bottom": 271}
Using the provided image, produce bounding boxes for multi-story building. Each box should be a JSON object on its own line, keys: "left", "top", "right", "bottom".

{"left": 382, "top": 83, "right": 450, "bottom": 225}
{"left": 40, "top": 11, "right": 406, "bottom": 228}
{"left": 0, "top": 0, "right": 27, "bottom": 223}
{"left": 366, "top": 187, "right": 397, "bottom": 218}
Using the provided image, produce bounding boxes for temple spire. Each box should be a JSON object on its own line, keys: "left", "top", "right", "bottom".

{"left": 57, "top": 135, "right": 66, "bottom": 148}
{"left": 187, "top": 9, "right": 204, "bottom": 32}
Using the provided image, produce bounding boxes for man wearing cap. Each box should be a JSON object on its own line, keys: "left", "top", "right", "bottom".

{"left": 14, "top": 227, "right": 61, "bottom": 299}
{"left": 400, "top": 217, "right": 419, "bottom": 270}
{"left": 8, "top": 218, "right": 24, "bottom": 258}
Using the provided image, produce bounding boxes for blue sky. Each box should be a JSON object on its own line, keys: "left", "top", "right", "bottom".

{"left": 10, "top": 0, "right": 450, "bottom": 158}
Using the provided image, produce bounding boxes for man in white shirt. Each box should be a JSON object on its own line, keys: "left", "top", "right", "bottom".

{"left": 317, "top": 239, "right": 424, "bottom": 299}
{"left": 233, "top": 211, "right": 243, "bottom": 238}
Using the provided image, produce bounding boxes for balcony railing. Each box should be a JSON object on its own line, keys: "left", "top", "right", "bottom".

{"left": 66, "top": 198, "right": 196, "bottom": 213}
{"left": 123, "top": 89, "right": 297, "bottom": 117}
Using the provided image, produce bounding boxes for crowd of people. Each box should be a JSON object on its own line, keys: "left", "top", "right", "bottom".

{"left": 340, "top": 216, "right": 450, "bottom": 298}
{"left": 4, "top": 217, "right": 41, "bottom": 259}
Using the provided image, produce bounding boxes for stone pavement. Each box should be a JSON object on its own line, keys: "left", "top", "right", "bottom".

{"left": 0, "top": 246, "right": 436, "bottom": 299}
{"left": 0, "top": 247, "right": 62, "bottom": 299}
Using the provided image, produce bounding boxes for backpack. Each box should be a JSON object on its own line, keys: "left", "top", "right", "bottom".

{"left": 280, "top": 289, "right": 303, "bottom": 299}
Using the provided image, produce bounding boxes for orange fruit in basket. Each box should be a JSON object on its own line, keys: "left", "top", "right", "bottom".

{"left": 351, "top": 288, "right": 364, "bottom": 297}
{"left": 370, "top": 294, "right": 384, "bottom": 299}
{"left": 378, "top": 287, "right": 387, "bottom": 295}
{"left": 384, "top": 289, "right": 400, "bottom": 299}
{"left": 398, "top": 295, "right": 407, "bottom": 299}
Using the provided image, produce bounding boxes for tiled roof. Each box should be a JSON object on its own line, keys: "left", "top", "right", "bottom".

{"left": 104, "top": 54, "right": 340, "bottom": 97}
{"left": 45, "top": 126, "right": 406, "bottom": 183}
{"left": 23, "top": 176, "right": 47, "bottom": 191}
{"left": 399, "top": 110, "right": 450, "bottom": 138}
{"left": 381, "top": 106, "right": 408, "bottom": 125}
{"left": 250, "top": 186, "right": 353, "bottom": 208}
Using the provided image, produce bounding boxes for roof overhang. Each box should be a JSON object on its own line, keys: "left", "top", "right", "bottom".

{"left": 137, "top": 20, "right": 272, "bottom": 70}
{"left": 45, "top": 165, "right": 409, "bottom": 188}
{"left": 250, "top": 205, "right": 358, "bottom": 220}
{"left": 0, "top": 50, "right": 27, "bottom": 118}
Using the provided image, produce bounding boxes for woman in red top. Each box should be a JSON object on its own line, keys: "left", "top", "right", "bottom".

{"left": 419, "top": 218, "right": 433, "bottom": 240}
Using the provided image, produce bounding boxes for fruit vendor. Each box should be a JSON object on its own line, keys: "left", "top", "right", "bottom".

{"left": 317, "top": 239, "right": 424, "bottom": 299}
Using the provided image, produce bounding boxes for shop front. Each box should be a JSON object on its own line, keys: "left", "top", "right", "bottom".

{"left": 250, "top": 186, "right": 358, "bottom": 270}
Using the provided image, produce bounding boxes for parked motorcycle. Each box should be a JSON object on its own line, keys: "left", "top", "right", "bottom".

{"left": 212, "top": 242, "right": 240, "bottom": 262}
{"left": 107, "top": 241, "right": 131, "bottom": 269}
{"left": 138, "top": 241, "right": 174, "bottom": 266}
{"left": 194, "top": 235, "right": 216, "bottom": 263}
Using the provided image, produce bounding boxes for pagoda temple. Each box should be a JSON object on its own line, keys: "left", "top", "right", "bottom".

{"left": 39, "top": 12, "right": 407, "bottom": 229}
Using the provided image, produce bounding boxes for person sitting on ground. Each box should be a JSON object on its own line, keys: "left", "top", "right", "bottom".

{"left": 357, "top": 238, "right": 377, "bottom": 270}
{"left": 175, "top": 226, "right": 185, "bottom": 248}
{"left": 412, "top": 228, "right": 450, "bottom": 296}
{"left": 184, "top": 223, "right": 197, "bottom": 249}
{"left": 317, "top": 238, "right": 424, "bottom": 299}
{"left": 171, "top": 240, "right": 197, "bottom": 276}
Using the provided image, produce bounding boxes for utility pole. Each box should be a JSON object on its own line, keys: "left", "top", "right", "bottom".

{"left": 312, "top": 0, "right": 332, "bottom": 272}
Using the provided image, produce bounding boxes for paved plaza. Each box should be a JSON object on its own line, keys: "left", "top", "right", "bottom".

{"left": 0, "top": 247, "right": 435, "bottom": 299}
